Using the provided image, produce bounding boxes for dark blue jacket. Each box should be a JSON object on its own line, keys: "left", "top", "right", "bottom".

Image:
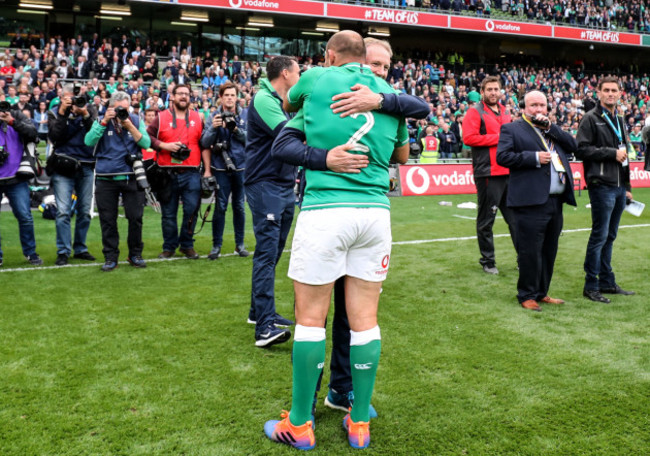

{"left": 92, "top": 115, "right": 144, "bottom": 176}
{"left": 47, "top": 104, "right": 97, "bottom": 163}
{"left": 199, "top": 106, "right": 247, "bottom": 171}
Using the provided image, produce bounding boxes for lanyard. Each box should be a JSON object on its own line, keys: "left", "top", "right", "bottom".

{"left": 522, "top": 114, "right": 554, "bottom": 153}
{"left": 601, "top": 110, "right": 623, "bottom": 143}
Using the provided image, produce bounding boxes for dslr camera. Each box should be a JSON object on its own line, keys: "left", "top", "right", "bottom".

{"left": 221, "top": 111, "right": 237, "bottom": 131}
{"left": 72, "top": 83, "right": 86, "bottom": 108}
{"left": 115, "top": 106, "right": 130, "bottom": 121}
{"left": 0, "top": 101, "right": 11, "bottom": 113}
{"left": 171, "top": 143, "right": 191, "bottom": 162}
{"left": 212, "top": 140, "right": 237, "bottom": 172}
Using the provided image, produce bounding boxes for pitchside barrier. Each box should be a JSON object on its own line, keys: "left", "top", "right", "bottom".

{"left": 389, "top": 161, "right": 650, "bottom": 197}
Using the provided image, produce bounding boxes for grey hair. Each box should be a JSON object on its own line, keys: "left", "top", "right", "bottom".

{"left": 109, "top": 91, "right": 131, "bottom": 107}
{"left": 62, "top": 83, "right": 75, "bottom": 95}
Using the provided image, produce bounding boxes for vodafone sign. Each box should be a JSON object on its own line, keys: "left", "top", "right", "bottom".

{"left": 400, "top": 164, "right": 476, "bottom": 196}
{"left": 178, "top": 0, "right": 322, "bottom": 15}
{"left": 398, "top": 162, "right": 650, "bottom": 197}
{"left": 450, "top": 16, "right": 552, "bottom": 38}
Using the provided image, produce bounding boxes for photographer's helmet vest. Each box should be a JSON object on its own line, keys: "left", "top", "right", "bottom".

{"left": 155, "top": 108, "right": 202, "bottom": 168}
{"left": 95, "top": 114, "right": 142, "bottom": 176}
{"left": 0, "top": 122, "right": 24, "bottom": 181}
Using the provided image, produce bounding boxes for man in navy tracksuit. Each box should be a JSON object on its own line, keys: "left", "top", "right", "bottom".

{"left": 243, "top": 57, "right": 300, "bottom": 348}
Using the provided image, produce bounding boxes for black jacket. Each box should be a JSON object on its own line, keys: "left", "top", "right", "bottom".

{"left": 497, "top": 119, "right": 577, "bottom": 208}
{"left": 575, "top": 104, "right": 631, "bottom": 191}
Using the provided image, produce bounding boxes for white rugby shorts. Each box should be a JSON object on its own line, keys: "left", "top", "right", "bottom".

{"left": 288, "top": 207, "right": 392, "bottom": 285}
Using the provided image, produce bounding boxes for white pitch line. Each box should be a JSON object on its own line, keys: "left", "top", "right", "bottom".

{"left": 0, "top": 251, "right": 242, "bottom": 273}
{"left": 2, "top": 223, "right": 650, "bottom": 273}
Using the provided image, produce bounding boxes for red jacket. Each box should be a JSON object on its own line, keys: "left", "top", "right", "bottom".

{"left": 147, "top": 108, "right": 203, "bottom": 167}
{"left": 462, "top": 101, "right": 511, "bottom": 178}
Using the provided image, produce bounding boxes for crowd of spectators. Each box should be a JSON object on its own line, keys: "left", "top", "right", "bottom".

{"left": 1, "top": 32, "right": 649, "bottom": 160}
{"left": 330, "top": 0, "right": 650, "bottom": 33}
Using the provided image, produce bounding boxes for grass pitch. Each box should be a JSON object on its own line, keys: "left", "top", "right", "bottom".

{"left": 1, "top": 189, "right": 649, "bottom": 455}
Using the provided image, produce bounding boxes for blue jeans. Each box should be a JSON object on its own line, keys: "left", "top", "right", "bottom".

{"left": 160, "top": 170, "right": 201, "bottom": 251}
{"left": 584, "top": 185, "right": 627, "bottom": 291}
{"left": 213, "top": 171, "right": 246, "bottom": 249}
{"left": 0, "top": 180, "right": 37, "bottom": 259}
{"left": 245, "top": 181, "right": 294, "bottom": 334}
{"left": 51, "top": 166, "right": 94, "bottom": 256}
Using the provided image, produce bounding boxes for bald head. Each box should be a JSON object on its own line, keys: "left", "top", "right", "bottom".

{"left": 325, "top": 30, "right": 366, "bottom": 66}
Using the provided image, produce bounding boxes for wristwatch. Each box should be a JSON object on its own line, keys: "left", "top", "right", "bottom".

{"left": 377, "top": 93, "right": 385, "bottom": 111}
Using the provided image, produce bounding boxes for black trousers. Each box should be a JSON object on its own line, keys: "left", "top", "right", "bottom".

{"left": 475, "top": 175, "right": 517, "bottom": 267}
{"left": 95, "top": 178, "right": 145, "bottom": 262}
{"left": 513, "top": 197, "right": 564, "bottom": 303}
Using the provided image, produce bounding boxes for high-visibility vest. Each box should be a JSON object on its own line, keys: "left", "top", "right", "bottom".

{"left": 420, "top": 135, "right": 439, "bottom": 163}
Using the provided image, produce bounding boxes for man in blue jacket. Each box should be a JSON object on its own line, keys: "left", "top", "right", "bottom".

{"left": 48, "top": 83, "right": 98, "bottom": 266}
{"left": 84, "top": 91, "right": 151, "bottom": 272}
{"left": 200, "top": 81, "right": 249, "bottom": 260}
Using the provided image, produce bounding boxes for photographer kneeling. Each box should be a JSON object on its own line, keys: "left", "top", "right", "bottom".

{"left": 84, "top": 91, "right": 151, "bottom": 272}
{"left": 200, "top": 82, "right": 249, "bottom": 260}
{"left": 47, "top": 83, "right": 98, "bottom": 266}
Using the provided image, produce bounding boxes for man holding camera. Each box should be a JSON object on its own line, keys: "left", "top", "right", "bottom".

{"left": 200, "top": 81, "right": 249, "bottom": 260}
{"left": 147, "top": 84, "right": 204, "bottom": 259}
{"left": 0, "top": 100, "right": 41, "bottom": 266}
{"left": 84, "top": 91, "right": 151, "bottom": 272}
{"left": 47, "top": 83, "right": 98, "bottom": 266}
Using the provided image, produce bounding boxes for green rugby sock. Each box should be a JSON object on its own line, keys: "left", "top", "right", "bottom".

{"left": 350, "top": 337, "right": 381, "bottom": 423}
{"left": 289, "top": 326, "right": 325, "bottom": 426}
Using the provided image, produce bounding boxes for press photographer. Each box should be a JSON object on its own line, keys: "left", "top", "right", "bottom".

{"left": 200, "top": 81, "right": 248, "bottom": 260}
{"left": 0, "top": 99, "right": 41, "bottom": 266}
{"left": 84, "top": 91, "right": 151, "bottom": 272}
{"left": 147, "top": 84, "right": 204, "bottom": 260}
{"left": 47, "top": 83, "right": 98, "bottom": 266}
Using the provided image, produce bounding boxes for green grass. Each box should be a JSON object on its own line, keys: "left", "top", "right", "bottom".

{"left": 1, "top": 189, "right": 649, "bottom": 455}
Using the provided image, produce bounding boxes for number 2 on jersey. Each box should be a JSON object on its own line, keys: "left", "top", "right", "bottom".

{"left": 346, "top": 112, "right": 374, "bottom": 153}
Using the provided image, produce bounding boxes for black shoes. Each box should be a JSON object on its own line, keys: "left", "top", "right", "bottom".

{"left": 600, "top": 285, "right": 635, "bottom": 296}
{"left": 73, "top": 251, "right": 96, "bottom": 261}
{"left": 26, "top": 253, "right": 43, "bottom": 265}
{"left": 55, "top": 253, "right": 69, "bottom": 266}
{"left": 235, "top": 245, "right": 250, "bottom": 257}
{"left": 101, "top": 261, "right": 118, "bottom": 272}
{"left": 127, "top": 256, "right": 147, "bottom": 268}
{"left": 583, "top": 290, "right": 611, "bottom": 303}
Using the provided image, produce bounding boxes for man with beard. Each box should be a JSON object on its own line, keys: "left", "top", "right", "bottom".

{"left": 463, "top": 75, "right": 517, "bottom": 275}
{"left": 147, "top": 84, "right": 204, "bottom": 259}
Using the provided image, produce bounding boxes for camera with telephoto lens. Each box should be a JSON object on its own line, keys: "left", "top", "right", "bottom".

{"left": 221, "top": 111, "right": 237, "bottom": 131}
{"left": 125, "top": 152, "right": 150, "bottom": 190}
{"left": 0, "top": 101, "right": 11, "bottom": 113}
{"left": 171, "top": 143, "right": 191, "bottom": 162}
{"left": 115, "top": 106, "right": 129, "bottom": 121}
{"left": 0, "top": 146, "right": 8, "bottom": 167}
{"left": 212, "top": 141, "right": 237, "bottom": 172}
{"left": 72, "top": 84, "right": 86, "bottom": 108}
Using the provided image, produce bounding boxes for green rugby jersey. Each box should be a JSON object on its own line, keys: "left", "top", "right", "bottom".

{"left": 286, "top": 63, "right": 409, "bottom": 211}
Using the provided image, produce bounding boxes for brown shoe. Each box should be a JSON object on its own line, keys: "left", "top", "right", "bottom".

{"left": 179, "top": 247, "right": 199, "bottom": 259}
{"left": 521, "top": 299, "right": 542, "bottom": 312}
{"left": 158, "top": 250, "right": 175, "bottom": 259}
{"left": 541, "top": 296, "right": 565, "bottom": 305}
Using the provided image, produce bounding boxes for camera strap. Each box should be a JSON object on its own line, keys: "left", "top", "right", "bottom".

{"left": 169, "top": 107, "right": 190, "bottom": 145}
